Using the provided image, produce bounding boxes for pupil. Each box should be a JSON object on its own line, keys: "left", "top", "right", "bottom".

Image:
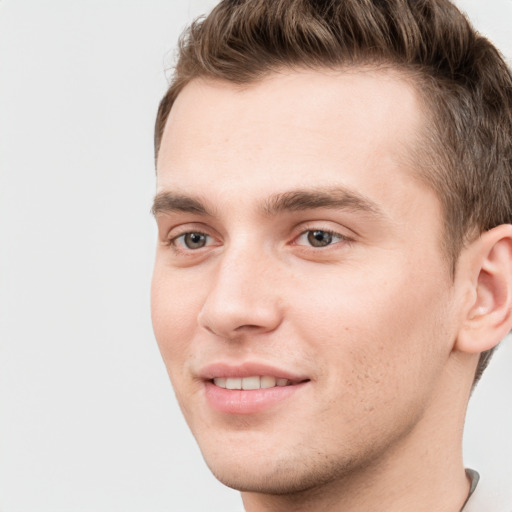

{"left": 185, "top": 233, "right": 206, "bottom": 249}
{"left": 308, "top": 230, "right": 332, "bottom": 247}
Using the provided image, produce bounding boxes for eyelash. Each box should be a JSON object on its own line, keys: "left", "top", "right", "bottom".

{"left": 294, "top": 227, "right": 351, "bottom": 248}
{"left": 167, "top": 230, "right": 214, "bottom": 253}
{"left": 166, "top": 226, "right": 351, "bottom": 256}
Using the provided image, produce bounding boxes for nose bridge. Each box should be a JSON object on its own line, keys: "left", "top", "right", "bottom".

{"left": 198, "top": 237, "right": 282, "bottom": 339}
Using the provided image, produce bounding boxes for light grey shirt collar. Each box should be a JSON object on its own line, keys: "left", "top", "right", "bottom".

{"left": 461, "top": 469, "right": 480, "bottom": 511}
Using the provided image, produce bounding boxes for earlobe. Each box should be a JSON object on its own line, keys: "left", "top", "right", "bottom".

{"left": 456, "top": 224, "right": 512, "bottom": 354}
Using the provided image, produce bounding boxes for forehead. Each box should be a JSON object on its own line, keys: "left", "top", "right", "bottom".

{"left": 156, "top": 68, "right": 431, "bottom": 217}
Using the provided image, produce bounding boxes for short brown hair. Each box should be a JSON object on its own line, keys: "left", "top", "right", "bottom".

{"left": 154, "top": 0, "right": 512, "bottom": 383}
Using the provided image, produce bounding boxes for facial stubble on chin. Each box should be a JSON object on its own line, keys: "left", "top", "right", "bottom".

{"left": 202, "top": 422, "right": 417, "bottom": 498}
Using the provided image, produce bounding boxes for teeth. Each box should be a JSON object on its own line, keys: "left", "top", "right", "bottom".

{"left": 260, "top": 376, "right": 276, "bottom": 388}
{"left": 213, "top": 378, "right": 227, "bottom": 388}
{"left": 226, "top": 377, "right": 242, "bottom": 390}
{"left": 213, "top": 377, "right": 226, "bottom": 388}
{"left": 213, "top": 376, "right": 290, "bottom": 389}
{"left": 242, "top": 376, "right": 260, "bottom": 390}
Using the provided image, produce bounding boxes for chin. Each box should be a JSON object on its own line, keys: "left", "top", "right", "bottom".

{"left": 208, "top": 464, "right": 329, "bottom": 495}
{"left": 200, "top": 442, "right": 362, "bottom": 495}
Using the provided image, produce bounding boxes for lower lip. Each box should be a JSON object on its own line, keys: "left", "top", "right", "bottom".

{"left": 204, "top": 381, "right": 307, "bottom": 415}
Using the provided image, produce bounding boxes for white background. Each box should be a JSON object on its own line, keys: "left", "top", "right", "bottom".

{"left": 0, "top": 1, "right": 511, "bottom": 511}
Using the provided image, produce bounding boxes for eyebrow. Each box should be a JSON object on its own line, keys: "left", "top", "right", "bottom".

{"left": 151, "top": 192, "right": 214, "bottom": 217}
{"left": 151, "top": 186, "right": 385, "bottom": 219}
{"left": 262, "top": 187, "right": 385, "bottom": 218}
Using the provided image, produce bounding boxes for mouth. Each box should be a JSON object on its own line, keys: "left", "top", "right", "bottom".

{"left": 200, "top": 364, "right": 311, "bottom": 415}
{"left": 211, "top": 376, "right": 305, "bottom": 390}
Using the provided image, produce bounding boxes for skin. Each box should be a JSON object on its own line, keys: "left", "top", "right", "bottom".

{"left": 151, "top": 69, "right": 511, "bottom": 511}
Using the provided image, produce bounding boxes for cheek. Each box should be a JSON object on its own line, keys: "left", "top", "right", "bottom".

{"left": 292, "top": 262, "right": 453, "bottom": 404}
{"left": 151, "top": 268, "right": 209, "bottom": 423}
{"left": 150, "top": 265, "right": 203, "bottom": 371}
{"left": 288, "top": 274, "right": 453, "bottom": 453}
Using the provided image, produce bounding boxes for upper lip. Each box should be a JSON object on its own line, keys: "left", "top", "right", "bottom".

{"left": 198, "top": 361, "right": 310, "bottom": 382}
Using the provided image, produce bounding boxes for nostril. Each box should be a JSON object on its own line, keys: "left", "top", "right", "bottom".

{"left": 234, "top": 324, "right": 261, "bottom": 331}
{"left": 198, "top": 293, "right": 283, "bottom": 339}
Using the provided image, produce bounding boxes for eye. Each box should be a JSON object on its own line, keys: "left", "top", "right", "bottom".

{"left": 296, "top": 229, "right": 346, "bottom": 248}
{"left": 173, "top": 232, "right": 210, "bottom": 250}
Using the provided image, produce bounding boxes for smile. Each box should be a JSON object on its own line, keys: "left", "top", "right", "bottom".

{"left": 212, "top": 376, "right": 294, "bottom": 390}
{"left": 204, "top": 375, "right": 310, "bottom": 414}
{"left": 200, "top": 362, "right": 311, "bottom": 414}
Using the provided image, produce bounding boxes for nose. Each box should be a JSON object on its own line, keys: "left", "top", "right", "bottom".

{"left": 197, "top": 246, "right": 284, "bottom": 340}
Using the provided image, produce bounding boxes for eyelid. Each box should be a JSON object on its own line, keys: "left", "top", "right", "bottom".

{"left": 291, "top": 222, "right": 354, "bottom": 247}
{"left": 163, "top": 222, "right": 222, "bottom": 255}
{"left": 294, "top": 230, "right": 348, "bottom": 247}
{"left": 165, "top": 221, "right": 218, "bottom": 241}
{"left": 171, "top": 231, "right": 214, "bottom": 249}
{"left": 156, "top": 213, "right": 212, "bottom": 238}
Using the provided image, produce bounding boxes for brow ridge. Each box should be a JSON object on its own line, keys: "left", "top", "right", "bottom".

{"left": 152, "top": 187, "right": 384, "bottom": 219}
{"left": 262, "top": 187, "right": 383, "bottom": 217}
{"left": 151, "top": 192, "right": 212, "bottom": 216}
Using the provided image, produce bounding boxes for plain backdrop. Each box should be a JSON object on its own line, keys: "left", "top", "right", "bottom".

{"left": 0, "top": 1, "right": 511, "bottom": 511}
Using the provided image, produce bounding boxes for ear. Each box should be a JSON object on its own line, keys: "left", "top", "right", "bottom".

{"left": 456, "top": 224, "right": 512, "bottom": 354}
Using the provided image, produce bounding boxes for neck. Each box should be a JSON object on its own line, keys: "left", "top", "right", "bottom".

{"left": 242, "top": 357, "right": 475, "bottom": 512}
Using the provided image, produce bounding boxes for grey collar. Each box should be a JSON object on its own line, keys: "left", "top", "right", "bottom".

{"left": 460, "top": 469, "right": 480, "bottom": 511}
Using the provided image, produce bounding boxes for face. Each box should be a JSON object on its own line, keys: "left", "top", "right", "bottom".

{"left": 151, "top": 69, "right": 460, "bottom": 494}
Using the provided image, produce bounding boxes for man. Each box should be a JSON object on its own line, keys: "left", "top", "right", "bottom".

{"left": 150, "top": 0, "right": 512, "bottom": 510}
